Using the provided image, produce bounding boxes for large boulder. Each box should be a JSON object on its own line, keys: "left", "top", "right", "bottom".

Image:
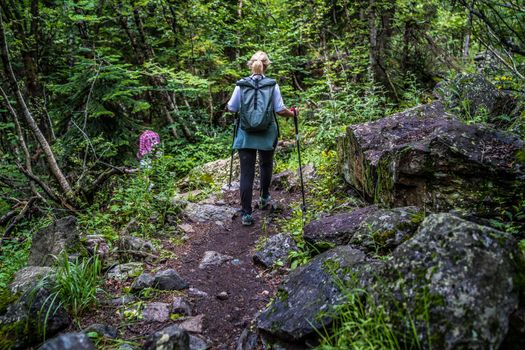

{"left": 28, "top": 216, "right": 81, "bottom": 266}
{"left": 303, "top": 206, "right": 378, "bottom": 247}
{"left": 259, "top": 214, "right": 522, "bottom": 349}
{"left": 349, "top": 206, "right": 423, "bottom": 254}
{"left": 337, "top": 101, "right": 525, "bottom": 216}
{"left": 375, "top": 213, "right": 521, "bottom": 350}
{"left": 257, "top": 246, "right": 367, "bottom": 341}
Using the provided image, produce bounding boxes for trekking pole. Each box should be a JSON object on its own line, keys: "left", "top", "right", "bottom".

{"left": 228, "top": 113, "right": 238, "bottom": 188}
{"left": 292, "top": 107, "right": 306, "bottom": 213}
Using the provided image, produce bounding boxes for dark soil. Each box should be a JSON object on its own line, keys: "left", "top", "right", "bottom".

{"left": 74, "top": 188, "right": 299, "bottom": 349}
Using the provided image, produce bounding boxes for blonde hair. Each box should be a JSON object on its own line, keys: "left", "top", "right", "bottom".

{"left": 247, "top": 51, "right": 271, "bottom": 75}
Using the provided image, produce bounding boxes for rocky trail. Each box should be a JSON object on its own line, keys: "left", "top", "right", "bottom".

{"left": 72, "top": 183, "right": 302, "bottom": 349}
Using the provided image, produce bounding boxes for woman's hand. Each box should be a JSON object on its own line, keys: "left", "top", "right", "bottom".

{"left": 276, "top": 107, "right": 297, "bottom": 118}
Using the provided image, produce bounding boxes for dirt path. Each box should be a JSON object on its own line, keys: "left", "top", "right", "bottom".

{"left": 163, "top": 189, "right": 292, "bottom": 347}
{"left": 78, "top": 187, "right": 297, "bottom": 349}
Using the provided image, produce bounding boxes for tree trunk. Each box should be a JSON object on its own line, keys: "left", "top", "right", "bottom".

{"left": 0, "top": 11, "right": 73, "bottom": 197}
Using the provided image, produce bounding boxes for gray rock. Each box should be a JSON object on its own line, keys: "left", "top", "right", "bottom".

{"left": 28, "top": 216, "right": 80, "bottom": 266}
{"left": 272, "top": 165, "right": 316, "bottom": 192}
{"left": 106, "top": 262, "right": 143, "bottom": 281}
{"left": 154, "top": 269, "right": 189, "bottom": 290}
{"left": 189, "top": 335, "right": 209, "bottom": 350}
{"left": 172, "top": 297, "right": 192, "bottom": 316}
{"left": 38, "top": 332, "right": 95, "bottom": 350}
{"left": 84, "top": 235, "right": 110, "bottom": 260}
{"left": 142, "top": 302, "right": 171, "bottom": 323}
{"left": 217, "top": 292, "right": 228, "bottom": 300}
{"left": 179, "top": 223, "right": 195, "bottom": 234}
{"left": 349, "top": 206, "right": 423, "bottom": 254}
{"left": 198, "top": 251, "right": 233, "bottom": 269}
{"left": 179, "top": 156, "right": 240, "bottom": 191}
{"left": 435, "top": 73, "right": 519, "bottom": 120}
{"left": 236, "top": 328, "right": 258, "bottom": 350}
{"left": 184, "top": 203, "right": 237, "bottom": 223}
{"left": 119, "top": 236, "right": 157, "bottom": 257}
{"left": 188, "top": 288, "right": 208, "bottom": 298}
{"left": 118, "top": 344, "right": 134, "bottom": 350}
{"left": 9, "top": 266, "right": 52, "bottom": 294}
{"left": 303, "top": 206, "right": 378, "bottom": 247}
{"left": 1, "top": 287, "right": 70, "bottom": 349}
{"left": 179, "top": 314, "right": 205, "bottom": 333}
{"left": 337, "top": 101, "right": 525, "bottom": 216}
{"left": 257, "top": 246, "right": 367, "bottom": 341}
{"left": 375, "top": 213, "right": 520, "bottom": 350}
{"left": 83, "top": 323, "right": 118, "bottom": 338}
{"left": 144, "top": 325, "right": 190, "bottom": 350}
{"left": 131, "top": 273, "right": 155, "bottom": 292}
{"left": 253, "top": 233, "right": 297, "bottom": 268}
{"left": 103, "top": 294, "right": 137, "bottom": 306}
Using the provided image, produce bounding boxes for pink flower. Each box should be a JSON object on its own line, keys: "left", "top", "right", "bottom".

{"left": 137, "top": 130, "right": 161, "bottom": 159}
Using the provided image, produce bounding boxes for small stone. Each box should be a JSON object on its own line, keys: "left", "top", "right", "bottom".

{"left": 184, "top": 202, "right": 237, "bottom": 223}
{"left": 104, "top": 294, "right": 137, "bottom": 306}
{"left": 83, "top": 323, "right": 118, "bottom": 339}
{"left": 118, "top": 236, "right": 157, "bottom": 256}
{"left": 179, "top": 223, "right": 195, "bottom": 234}
{"left": 84, "top": 235, "right": 110, "bottom": 260}
{"left": 253, "top": 233, "right": 298, "bottom": 268}
{"left": 142, "top": 302, "right": 171, "bottom": 323}
{"left": 189, "top": 335, "right": 209, "bottom": 350}
{"left": 118, "top": 344, "right": 134, "bottom": 350}
{"left": 106, "top": 262, "right": 143, "bottom": 281}
{"left": 217, "top": 292, "right": 228, "bottom": 300}
{"left": 231, "top": 259, "right": 242, "bottom": 266}
{"left": 172, "top": 297, "right": 192, "bottom": 316}
{"left": 179, "top": 314, "right": 205, "bottom": 334}
{"left": 144, "top": 325, "right": 189, "bottom": 350}
{"left": 131, "top": 273, "right": 155, "bottom": 292}
{"left": 199, "top": 251, "right": 233, "bottom": 269}
{"left": 38, "top": 332, "right": 95, "bottom": 350}
{"left": 154, "top": 269, "right": 189, "bottom": 290}
{"left": 221, "top": 182, "right": 240, "bottom": 192}
{"left": 261, "top": 290, "right": 270, "bottom": 296}
{"left": 188, "top": 288, "right": 208, "bottom": 298}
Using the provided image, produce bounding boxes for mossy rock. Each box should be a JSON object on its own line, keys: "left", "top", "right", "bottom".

{"left": 0, "top": 287, "right": 70, "bottom": 349}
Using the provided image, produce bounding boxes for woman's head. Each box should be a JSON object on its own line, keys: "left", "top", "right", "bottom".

{"left": 247, "top": 51, "right": 271, "bottom": 75}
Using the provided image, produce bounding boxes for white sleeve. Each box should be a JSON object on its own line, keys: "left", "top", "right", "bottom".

{"left": 273, "top": 84, "right": 286, "bottom": 112}
{"left": 273, "top": 84, "right": 286, "bottom": 113}
{"left": 227, "top": 86, "right": 241, "bottom": 112}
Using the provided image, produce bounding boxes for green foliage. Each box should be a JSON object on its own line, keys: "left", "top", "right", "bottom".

{"left": 316, "top": 279, "right": 431, "bottom": 350}
{"left": 48, "top": 254, "right": 102, "bottom": 318}
{"left": 79, "top": 154, "right": 181, "bottom": 239}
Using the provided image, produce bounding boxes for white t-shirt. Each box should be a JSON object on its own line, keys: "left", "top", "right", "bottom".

{"left": 227, "top": 75, "right": 286, "bottom": 113}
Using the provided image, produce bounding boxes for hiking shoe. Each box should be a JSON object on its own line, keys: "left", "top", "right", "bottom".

{"left": 258, "top": 195, "right": 272, "bottom": 210}
{"left": 241, "top": 213, "right": 255, "bottom": 226}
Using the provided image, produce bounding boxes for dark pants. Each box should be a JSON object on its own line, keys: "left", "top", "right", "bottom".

{"left": 238, "top": 148, "right": 274, "bottom": 214}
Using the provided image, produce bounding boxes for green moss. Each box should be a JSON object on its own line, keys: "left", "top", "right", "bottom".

{"left": 276, "top": 289, "right": 289, "bottom": 302}
{"left": 0, "top": 289, "right": 19, "bottom": 315}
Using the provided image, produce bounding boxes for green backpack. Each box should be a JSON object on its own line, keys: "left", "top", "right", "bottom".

{"left": 236, "top": 76, "right": 277, "bottom": 132}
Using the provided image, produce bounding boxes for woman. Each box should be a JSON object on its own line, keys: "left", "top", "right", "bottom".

{"left": 227, "top": 51, "right": 296, "bottom": 226}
